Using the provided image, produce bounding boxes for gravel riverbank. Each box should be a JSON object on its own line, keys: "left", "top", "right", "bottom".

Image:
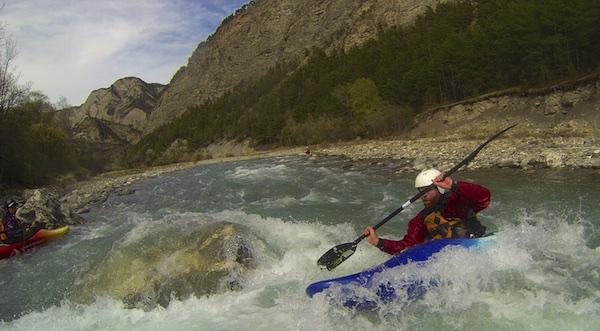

{"left": 317, "top": 136, "right": 600, "bottom": 173}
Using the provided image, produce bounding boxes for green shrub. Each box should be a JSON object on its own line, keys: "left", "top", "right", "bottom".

{"left": 0, "top": 100, "right": 95, "bottom": 187}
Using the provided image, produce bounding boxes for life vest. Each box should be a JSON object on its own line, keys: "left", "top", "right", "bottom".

{"left": 423, "top": 211, "right": 486, "bottom": 240}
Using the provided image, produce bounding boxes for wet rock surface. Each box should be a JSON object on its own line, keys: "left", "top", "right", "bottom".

{"left": 72, "top": 221, "right": 256, "bottom": 310}
{"left": 16, "top": 189, "right": 70, "bottom": 228}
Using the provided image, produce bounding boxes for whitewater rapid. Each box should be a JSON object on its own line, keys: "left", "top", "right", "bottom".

{"left": 1, "top": 156, "right": 599, "bottom": 330}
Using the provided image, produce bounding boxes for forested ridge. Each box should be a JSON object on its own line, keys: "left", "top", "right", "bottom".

{"left": 133, "top": 0, "right": 600, "bottom": 164}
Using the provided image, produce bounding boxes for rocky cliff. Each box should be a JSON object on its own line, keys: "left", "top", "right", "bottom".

{"left": 145, "top": 0, "right": 450, "bottom": 132}
{"left": 59, "top": 77, "right": 165, "bottom": 144}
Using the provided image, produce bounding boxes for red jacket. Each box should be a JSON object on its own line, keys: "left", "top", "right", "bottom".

{"left": 380, "top": 181, "right": 490, "bottom": 255}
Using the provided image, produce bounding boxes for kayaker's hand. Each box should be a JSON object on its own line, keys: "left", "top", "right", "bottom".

{"left": 434, "top": 174, "right": 453, "bottom": 191}
{"left": 363, "top": 226, "right": 380, "bottom": 246}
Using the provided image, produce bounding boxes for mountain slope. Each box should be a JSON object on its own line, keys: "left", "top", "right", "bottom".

{"left": 146, "top": 0, "right": 450, "bottom": 132}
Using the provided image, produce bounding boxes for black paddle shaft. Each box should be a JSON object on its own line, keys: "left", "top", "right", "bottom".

{"left": 317, "top": 124, "right": 517, "bottom": 270}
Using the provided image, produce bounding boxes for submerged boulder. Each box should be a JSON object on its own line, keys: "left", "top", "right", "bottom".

{"left": 73, "top": 221, "right": 256, "bottom": 310}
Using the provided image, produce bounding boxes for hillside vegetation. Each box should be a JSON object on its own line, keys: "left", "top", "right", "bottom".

{"left": 133, "top": 0, "right": 600, "bottom": 164}
{"left": 0, "top": 97, "right": 106, "bottom": 187}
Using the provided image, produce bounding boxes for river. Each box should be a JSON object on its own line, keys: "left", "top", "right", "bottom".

{"left": 1, "top": 155, "right": 599, "bottom": 330}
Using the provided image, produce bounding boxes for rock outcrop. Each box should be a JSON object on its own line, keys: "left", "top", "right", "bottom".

{"left": 16, "top": 188, "right": 84, "bottom": 228}
{"left": 58, "top": 77, "right": 165, "bottom": 144}
{"left": 145, "top": 0, "right": 450, "bottom": 132}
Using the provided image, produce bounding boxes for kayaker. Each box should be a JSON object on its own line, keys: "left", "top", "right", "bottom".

{"left": 2, "top": 200, "right": 24, "bottom": 243}
{"left": 363, "top": 168, "right": 490, "bottom": 255}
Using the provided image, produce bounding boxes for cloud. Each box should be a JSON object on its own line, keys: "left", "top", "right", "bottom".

{"left": 0, "top": 0, "right": 248, "bottom": 105}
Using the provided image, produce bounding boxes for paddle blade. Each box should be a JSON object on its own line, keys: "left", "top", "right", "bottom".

{"left": 317, "top": 242, "right": 357, "bottom": 270}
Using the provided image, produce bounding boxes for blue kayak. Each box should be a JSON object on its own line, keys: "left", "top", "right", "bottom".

{"left": 306, "top": 237, "right": 493, "bottom": 309}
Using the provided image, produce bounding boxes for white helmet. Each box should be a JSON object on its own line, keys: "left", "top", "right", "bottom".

{"left": 415, "top": 168, "right": 445, "bottom": 194}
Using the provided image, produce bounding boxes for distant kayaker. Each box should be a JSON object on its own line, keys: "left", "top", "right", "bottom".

{"left": 363, "top": 168, "right": 490, "bottom": 254}
{"left": 2, "top": 200, "right": 24, "bottom": 243}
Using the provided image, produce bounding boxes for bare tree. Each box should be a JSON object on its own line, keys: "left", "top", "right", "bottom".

{"left": 55, "top": 96, "right": 71, "bottom": 110}
{"left": 0, "top": 23, "right": 28, "bottom": 114}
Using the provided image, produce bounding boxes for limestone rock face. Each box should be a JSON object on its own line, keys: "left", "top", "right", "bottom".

{"left": 145, "top": 0, "right": 449, "bottom": 132}
{"left": 60, "top": 77, "right": 165, "bottom": 144}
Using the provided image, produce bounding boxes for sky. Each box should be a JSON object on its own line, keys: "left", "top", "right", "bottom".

{"left": 1, "top": 0, "right": 249, "bottom": 106}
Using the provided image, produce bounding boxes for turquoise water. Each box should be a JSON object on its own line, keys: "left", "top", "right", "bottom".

{"left": 1, "top": 155, "right": 599, "bottom": 330}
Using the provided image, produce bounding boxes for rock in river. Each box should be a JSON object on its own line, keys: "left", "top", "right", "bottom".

{"left": 73, "top": 221, "right": 256, "bottom": 310}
